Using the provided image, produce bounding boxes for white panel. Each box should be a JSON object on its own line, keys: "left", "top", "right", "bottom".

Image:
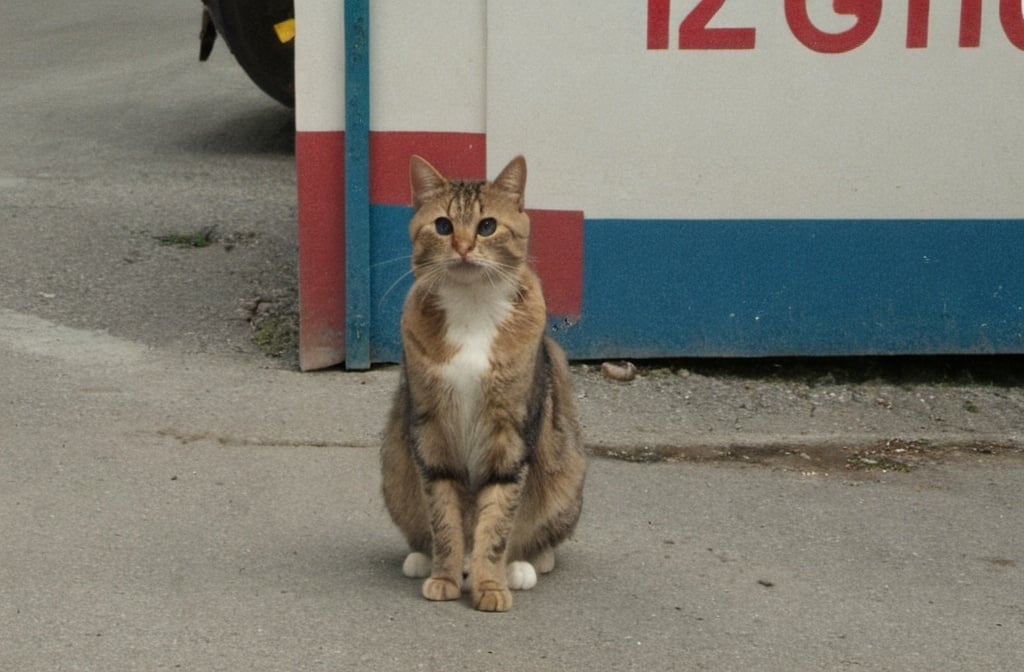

{"left": 487, "top": 2, "right": 1024, "bottom": 218}
{"left": 294, "top": 0, "right": 345, "bottom": 132}
{"left": 371, "top": 0, "right": 485, "bottom": 132}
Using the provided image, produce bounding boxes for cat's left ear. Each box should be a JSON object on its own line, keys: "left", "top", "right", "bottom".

{"left": 410, "top": 155, "right": 448, "bottom": 209}
{"left": 492, "top": 155, "right": 527, "bottom": 211}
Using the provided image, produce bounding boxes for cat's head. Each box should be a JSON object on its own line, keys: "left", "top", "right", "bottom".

{"left": 407, "top": 155, "right": 529, "bottom": 287}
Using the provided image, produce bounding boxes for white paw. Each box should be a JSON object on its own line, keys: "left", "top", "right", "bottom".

{"left": 506, "top": 561, "right": 538, "bottom": 590}
{"left": 402, "top": 552, "right": 431, "bottom": 578}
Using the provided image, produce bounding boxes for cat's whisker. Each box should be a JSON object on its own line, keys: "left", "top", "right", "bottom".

{"left": 478, "top": 264, "right": 502, "bottom": 292}
{"left": 484, "top": 263, "right": 519, "bottom": 289}
{"left": 378, "top": 268, "right": 415, "bottom": 309}
{"left": 371, "top": 254, "right": 413, "bottom": 269}
{"left": 420, "top": 263, "right": 448, "bottom": 297}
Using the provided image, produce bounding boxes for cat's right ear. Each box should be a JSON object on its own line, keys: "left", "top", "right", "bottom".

{"left": 410, "top": 155, "right": 447, "bottom": 209}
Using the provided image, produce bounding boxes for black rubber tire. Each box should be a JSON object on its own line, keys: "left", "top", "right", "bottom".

{"left": 202, "top": 0, "right": 295, "bottom": 108}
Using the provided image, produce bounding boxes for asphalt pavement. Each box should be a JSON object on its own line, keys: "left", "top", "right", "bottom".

{"left": 2, "top": 3, "right": 1023, "bottom": 670}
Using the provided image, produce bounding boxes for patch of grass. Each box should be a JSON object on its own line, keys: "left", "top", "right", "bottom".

{"left": 155, "top": 226, "right": 218, "bottom": 248}
{"left": 845, "top": 454, "right": 914, "bottom": 472}
{"left": 252, "top": 314, "right": 298, "bottom": 357}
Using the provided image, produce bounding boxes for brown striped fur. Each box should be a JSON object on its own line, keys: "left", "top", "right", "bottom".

{"left": 381, "top": 155, "right": 586, "bottom": 612}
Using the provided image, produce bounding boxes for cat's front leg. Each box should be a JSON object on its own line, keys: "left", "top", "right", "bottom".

{"left": 468, "top": 475, "right": 525, "bottom": 612}
{"left": 421, "top": 478, "right": 465, "bottom": 602}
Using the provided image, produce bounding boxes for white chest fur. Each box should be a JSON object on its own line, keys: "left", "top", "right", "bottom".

{"left": 436, "top": 282, "right": 514, "bottom": 470}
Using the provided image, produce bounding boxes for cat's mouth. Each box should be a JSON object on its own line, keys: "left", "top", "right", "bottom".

{"left": 449, "top": 256, "right": 482, "bottom": 270}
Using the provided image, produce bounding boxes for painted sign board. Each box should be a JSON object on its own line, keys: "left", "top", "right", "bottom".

{"left": 295, "top": 0, "right": 1024, "bottom": 370}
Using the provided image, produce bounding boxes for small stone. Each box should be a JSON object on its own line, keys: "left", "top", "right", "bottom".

{"left": 601, "top": 361, "right": 637, "bottom": 382}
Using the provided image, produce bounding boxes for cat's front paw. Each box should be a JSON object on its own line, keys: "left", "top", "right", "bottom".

{"left": 422, "top": 576, "right": 461, "bottom": 601}
{"left": 472, "top": 580, "right": 513, "bottom": 612}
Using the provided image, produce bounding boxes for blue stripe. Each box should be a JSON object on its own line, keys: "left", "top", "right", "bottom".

{"left": 344, "top": 0, "right": 371, "bottom": 369}
{"left": 366, "top": 213, "right": 1024, "bottom": 362}
{"left": 370, "top": 205, "right": 413, "bottom": 362}
{"left": 560, "top": 219, "right": 1024, "bottom": 358}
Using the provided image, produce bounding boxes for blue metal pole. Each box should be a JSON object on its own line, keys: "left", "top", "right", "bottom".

{"left": 344, "top": 0, "right": 371, "bottom": 369}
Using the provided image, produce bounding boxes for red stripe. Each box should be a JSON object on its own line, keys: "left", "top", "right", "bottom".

{"left": 528, "top": 209, "right": 584, "bottom": 317}
{"left": 296, "top": 131, "right": 346, "bottom": 370}
{"left": 370, "top": 131, "right": 486, "bottom": 205}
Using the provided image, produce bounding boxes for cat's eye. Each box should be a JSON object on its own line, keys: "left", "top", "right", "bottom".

{"left": 477, "top": 218, "right": 497, "bottom": 237}
{"left": 434, "top": 217, "right": 454, "bottom": 236}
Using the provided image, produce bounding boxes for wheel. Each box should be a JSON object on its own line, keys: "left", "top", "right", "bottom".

{"left": 200, "top": 0, "right": 295, "bottom": 107}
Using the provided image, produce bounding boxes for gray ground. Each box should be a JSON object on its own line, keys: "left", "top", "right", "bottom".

{"left": 2, "top": 2, "right": 1022, "bottom": 670}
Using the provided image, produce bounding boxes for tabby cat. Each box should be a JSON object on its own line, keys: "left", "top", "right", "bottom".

{"left": 380, "top": 155, "right": 586, "bottom": 612}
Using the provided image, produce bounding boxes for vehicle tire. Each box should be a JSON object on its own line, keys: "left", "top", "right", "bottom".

{"left": 202, "top": 0, "right": 295, "bottom": 107}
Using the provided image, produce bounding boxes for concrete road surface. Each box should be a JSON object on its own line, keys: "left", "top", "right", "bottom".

{"left": 2, "top": 2, "right": 1022, "bottom": 670}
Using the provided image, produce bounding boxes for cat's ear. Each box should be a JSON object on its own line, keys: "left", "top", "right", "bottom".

{"left": 492, "top": 155, "right": 527, "bottom": 211}
{"left": 410, "top": 155, "right": 447, "bottom": 208}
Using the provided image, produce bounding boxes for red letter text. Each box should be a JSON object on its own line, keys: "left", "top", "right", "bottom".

{"left": 1000, "top": 0, "right": 1024, "bottom": 49}
{"left": 959, "top": 0, "right": 982, "bottom": 46}
{"left": 648, "top": 0, "right": 671, "bottom": 49}
{"left": 906, "top": 0, "right": 930, "bottom": 48}
{"left": 679, "top": 0, "right": 756, "bottom": 49}
{"left": 785, "top": 0, "right": 882, "bottom": 53}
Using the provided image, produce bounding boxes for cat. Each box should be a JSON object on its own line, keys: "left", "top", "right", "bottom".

{"left": 380, "top": 155, "right": 586, "bottom": 612}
